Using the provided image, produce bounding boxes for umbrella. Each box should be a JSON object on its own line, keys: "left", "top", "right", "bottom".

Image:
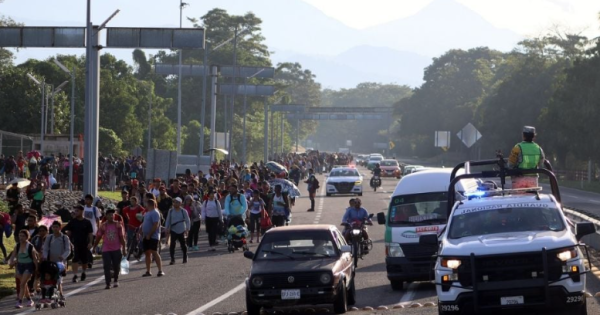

{"left": 39, "top": 215, "right": 62, "bottom": 228}
{"left": 27, "top": 150, "right": 40, "bottom": 159}
{"left": 204, "top": 148, "right": 229, "bottom": 155}
{"left": 268, "top": 178, "right": 301, "bottom": 197}
{"left": 6, "top": 178, "right": 30, "bottom": 190}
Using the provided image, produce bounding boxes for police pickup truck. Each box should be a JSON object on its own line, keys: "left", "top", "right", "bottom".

{"left": 422, "top": 158, "right": 595, "bottom": 315}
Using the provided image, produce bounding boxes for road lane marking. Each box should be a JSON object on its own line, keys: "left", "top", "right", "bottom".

{"left": 313, "top": 183, "right": 326, "bottom": 224}
{"left": 399, "top": 282, "right": 417, "bottom": 305}
{"left": 185, "top": 282, "right": 246, "bottom": 315}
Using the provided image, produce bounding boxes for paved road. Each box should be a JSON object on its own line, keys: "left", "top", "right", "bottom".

{"left": 1, "top": 167, "right": 599, "bottom": 315}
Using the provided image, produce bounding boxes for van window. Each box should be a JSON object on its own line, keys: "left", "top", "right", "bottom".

{"left": 388, "top": 192, "right": 447, "bottom": 226}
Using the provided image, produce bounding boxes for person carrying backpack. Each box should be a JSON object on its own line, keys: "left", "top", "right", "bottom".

{"left": 223, "top": 184, "right": 248, "bottom": 221}
{"left": 202, "top": 189, "right": 222, "bottom": 251}
{"left": 304, "top": 168, "right": 320, "bottom": 212}
{"left": 8, "top": 230, "right": 39, "bottom": 308}
{"left": 42, "top": 221, "right": 71, "bottom": 299}
{"left": 165, "top": 197, "right": 190, "bottom": 264}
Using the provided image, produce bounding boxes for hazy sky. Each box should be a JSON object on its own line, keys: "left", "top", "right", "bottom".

{"left": 304, "top": 0, "right": 599, "bottom": 35}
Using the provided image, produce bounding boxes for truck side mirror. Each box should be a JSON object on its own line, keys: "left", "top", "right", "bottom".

{"left": 243, "top": 251, "right": 254, "bottom": 260}
{"left": 419, "top": 234, "right": 438, "bottom": 246}
{"left": 576, "top": 222, "right": 596, "bottom": 241}
{"left": 377, "top": 212, "right": 386, "bottom": 225}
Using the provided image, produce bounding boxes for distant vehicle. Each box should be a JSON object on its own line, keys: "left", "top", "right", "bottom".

{"left": 325, "top": 167, "right": 363, "bottom": 197}
{"left": 366, "top": 156, "right": 384, "bottom": 170}
{"left": 338, "top": 148, "right": 350, "bottom": 154}
{"left": 305, "top": 147, "right": 314, "bottom": 151}
{"left": 379, "top": 159, "right": 401, "bottom": 179}
{"left": 244, "top": 225, "right": 355, "bottom": 315}
{"left": 355, "top": 155, "right": 369, "bottom": 166}
{"left": 402, "top": 165, "right": 425, "bottom": 176}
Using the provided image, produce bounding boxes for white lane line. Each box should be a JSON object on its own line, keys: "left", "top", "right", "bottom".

{"left": 399, "top": 282, "right": 417, "bottom": 305}
{"left": 313, "top": 184, "right": 326, "bottom": 224}
{"left": 185, "top": 282, "right": 246, "bottom": 315}
{"left": 588, "top": 199, "right": 600, "bottom": 204}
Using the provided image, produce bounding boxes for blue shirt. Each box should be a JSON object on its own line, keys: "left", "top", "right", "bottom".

{"left": 224, "top": 193, "right": 248, "bottom": 220}
{"left": 342, "top": 207, "right": 369, "bottom": 224}
{"left": 142, "top": 209, "right": 161, "bottom": 240}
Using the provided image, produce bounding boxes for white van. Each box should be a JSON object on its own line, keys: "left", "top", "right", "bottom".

{"left": 376, "top": 168, "right": 478, "bottom": 291}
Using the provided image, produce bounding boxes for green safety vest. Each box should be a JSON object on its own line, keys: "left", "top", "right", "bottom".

{"left": 518, "top": 141, "right": 541, "bottom": 170}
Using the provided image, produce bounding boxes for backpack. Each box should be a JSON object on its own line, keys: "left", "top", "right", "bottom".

{"left": 48, "top": 234, "right": 74, "bottom": 263}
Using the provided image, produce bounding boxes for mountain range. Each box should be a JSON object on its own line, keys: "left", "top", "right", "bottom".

{"left": 5, "top": 0, "right": 523, "bottom": 89}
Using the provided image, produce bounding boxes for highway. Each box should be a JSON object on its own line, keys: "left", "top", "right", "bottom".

{"left": 1, "top": 167, "right": 599, "bottom": 315}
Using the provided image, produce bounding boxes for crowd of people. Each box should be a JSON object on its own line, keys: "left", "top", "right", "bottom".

{"left": 0, "top": 149, "right": 358, "bottom": 309}
{"left": 0, "top": 151, "right": 147, "bottom": 192}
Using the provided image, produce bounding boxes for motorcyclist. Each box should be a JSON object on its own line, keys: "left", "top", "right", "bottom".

{"left": 370, "top": 163, "right": 382, "bottom": 187}
{"left": 341, "top": 198, "right": 372, "bottom": 248}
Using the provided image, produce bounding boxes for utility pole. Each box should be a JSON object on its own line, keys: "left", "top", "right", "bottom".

{"left": 176, "top": 0, "right": 184, "bottom": 154}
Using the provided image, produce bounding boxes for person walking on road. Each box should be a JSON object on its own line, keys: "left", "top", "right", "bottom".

{"left": 165, "top": 197, "right": 190, "bottom": 265}
{"left": 62, "top": 205, "right": 93, "bottom": 283}
{"left": 304, "top": 169, "right": 319, "bottom": 212}
{"left": 248, "top": 190, "right": 266, "bottom": 243}
{"left": 270, "top": 185, "right": 289, "bottom": 227}
{"left": 8, "top": 230, "right": 39, "bottom": 308}
{"left": 202, "top": 189, "right": 223, "bottom": 251}
{"left": 42, "top": 221, "right": 70, "bottom": 298}
{"left": 93, "top": 208, "right": 127, "bottom": 289}
{"left": 142, "top": 199, "right": 164, "bottom": 277}
{"left": 184, "top": 195, "right": 202, "bottom": 251}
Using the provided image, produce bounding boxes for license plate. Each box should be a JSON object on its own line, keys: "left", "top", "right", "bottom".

{"left": 500, "top": 296, "right": 524, "bottom": 305}
{"left": 281, "top": 289, "right": 301, "bottom": 300}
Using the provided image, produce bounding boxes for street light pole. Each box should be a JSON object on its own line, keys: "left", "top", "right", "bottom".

{"left": 176, "top": 0, "right": 184, "bottom": 154}
{"left": 28, "top": 74, "right": 45, "bottom": 155}
{"left": 50, "top": 81, "right": 69, "bottom": 135}
{"left": 53, "top": 59, "right": 76, "bottom": 191}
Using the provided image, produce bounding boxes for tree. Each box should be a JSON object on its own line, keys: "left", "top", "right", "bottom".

{"left": 99, "top": 127, "right": 126, "bottom": 156}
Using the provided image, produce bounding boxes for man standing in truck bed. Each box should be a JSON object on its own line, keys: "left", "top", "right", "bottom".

{"left": 507, "top": 126, "right": 546, "bottom": 188}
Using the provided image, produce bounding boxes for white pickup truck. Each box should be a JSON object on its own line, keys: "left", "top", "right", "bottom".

{"left": 423, "top": 159, "right": 595, "bottom": 315}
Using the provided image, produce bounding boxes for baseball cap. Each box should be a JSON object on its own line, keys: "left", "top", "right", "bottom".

{"left": 174, "top": 197, "right": 183, "bottom": 203}
{"left": 523, "top": 126, "right": 536, "bottom": 134}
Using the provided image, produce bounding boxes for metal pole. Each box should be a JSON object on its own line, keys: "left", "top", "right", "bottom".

{"left": 280, "top": 113, "right": 284, "bottom": 154}
{"left": 296, "top": 118, "right": 299, "bottom": 153}
{"left": 40, "top": 81, "right": 45, "bottom": 155}
{"left": 176, "top": 0, "right": 183, "bottom": 154}
{"left": 230, "top": 26, "right": 238, "bottom": 162}
{"left": 210, "top": 65, "right": 218, "bottom": 162}
{"left": 200, "top": 44, "right": 208, "bottom": 157}
{"left": 263, "top": 97, "right": 268, "bottom": 163}
{"left": 270, "top": 110, "right": 274, "bottom": 160}
{"left": 242, "top": 76, "right": 247, "bottom": 164}
{"left": 224, "top": 94, "right": 228, "bottom": 150}
{"left": 229, "top": 97, "right": 234, "bottom": 162}
{"left": 148, "top": 87, "right": 152, "bottom": 152}
{"left": 50, "top": 89, "right": 55, "bottom": 135}
{"left": 45, "top": 85, "right": 50, "bottom": 136}
{"left": 69, "top": 67, "right": 75, "bottom": 191}
{"left": 83, "top": 19, "right": 100, "bottom": 196}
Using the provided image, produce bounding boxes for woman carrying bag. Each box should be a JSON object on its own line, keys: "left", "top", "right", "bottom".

{"left": 183, "top": 195, "right": 202, "bottom": 251}
{"left": 201, "top": 189, "right": 222, "bottom": 252}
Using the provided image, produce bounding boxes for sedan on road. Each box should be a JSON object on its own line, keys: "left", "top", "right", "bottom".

{"left": 325, "top": 167, "right": 363, "bottom": 196}
{"left": 244, "top": 225, "right": 355, "bottom": 314}
{"left": 379, "top": 159, "right": 401, "bottom": 179}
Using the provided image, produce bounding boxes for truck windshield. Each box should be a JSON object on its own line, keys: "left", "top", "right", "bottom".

{"left": 448, "top": 206, "right": 565, "bottom": 239}
{"left": 388, "top": 192, "right": 448, "bottom": 226}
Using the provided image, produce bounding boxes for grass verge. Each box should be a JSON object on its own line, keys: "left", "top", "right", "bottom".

{"left": 98, "top": 191, "right": 122, "bottom": 202}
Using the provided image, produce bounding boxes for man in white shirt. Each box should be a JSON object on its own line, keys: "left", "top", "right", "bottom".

{"left": 83, "top": 194, "right": 101, "bottom": 236}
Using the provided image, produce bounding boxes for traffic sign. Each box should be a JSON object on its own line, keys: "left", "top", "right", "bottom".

{"left": 457, "top": 123, "right": 482, "bottom": 148}
{"left": 389, "top": 141, "right": 395, "bottom": 150}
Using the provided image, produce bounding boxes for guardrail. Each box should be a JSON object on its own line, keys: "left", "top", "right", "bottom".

{"left": 564, "top": 207, "right": 600, "bottom": 250}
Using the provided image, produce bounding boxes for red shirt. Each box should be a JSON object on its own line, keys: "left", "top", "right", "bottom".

{"left": 122, "top": 205, "right": 146, "bottom": 229}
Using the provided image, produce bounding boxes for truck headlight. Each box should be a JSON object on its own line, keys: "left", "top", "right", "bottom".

{"left": 251, "top": 276, "right": 263, "bottom": 288}
{"left": 319, "top": 273, "right": 332, "bottom": 284}
{"left": 386, "top": 243, "right": 405, "bottom": 257}
{"left": 354, "top": 181, "right": 362, "bottom": 185}
{"left": 557, "top": 248, "right": 578, "bottom": 262}
{"left": 441, "top": 259, "right": 462, "bottom": 269}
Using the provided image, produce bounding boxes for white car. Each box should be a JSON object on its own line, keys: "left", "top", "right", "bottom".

{"left": 426, "top": 163, "right": 595, "bottom": 315}
{"left": 325, "top": 167, "right": 363, "bottom": 197}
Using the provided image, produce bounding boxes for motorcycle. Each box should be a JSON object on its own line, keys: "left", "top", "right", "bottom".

{"left": 343, "top": 213, "right": 374, "bottom": 267}
{"left": 370, "top": 175, "right": 381, "bottom": 192}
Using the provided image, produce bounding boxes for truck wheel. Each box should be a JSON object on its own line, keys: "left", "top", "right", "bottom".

{"left": 347, "top": 278, "right": 356, "bottom": 306}
{"left": 246, "top": 289, "right": 261, "bottom": 315}
{"left": 357, "top": 192, "right": 363, "bottom": 196}
{"left": 333, "top": 281, "right": 348, "bottom": 314}
{"left": 578, "top": 297, "right": 588, "bottom": 315}
{"left": 326, "top": 193, "right": 331, "bottom": 197}
{"left": 390, "top": 280, "right": 404, "bottom": 291}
